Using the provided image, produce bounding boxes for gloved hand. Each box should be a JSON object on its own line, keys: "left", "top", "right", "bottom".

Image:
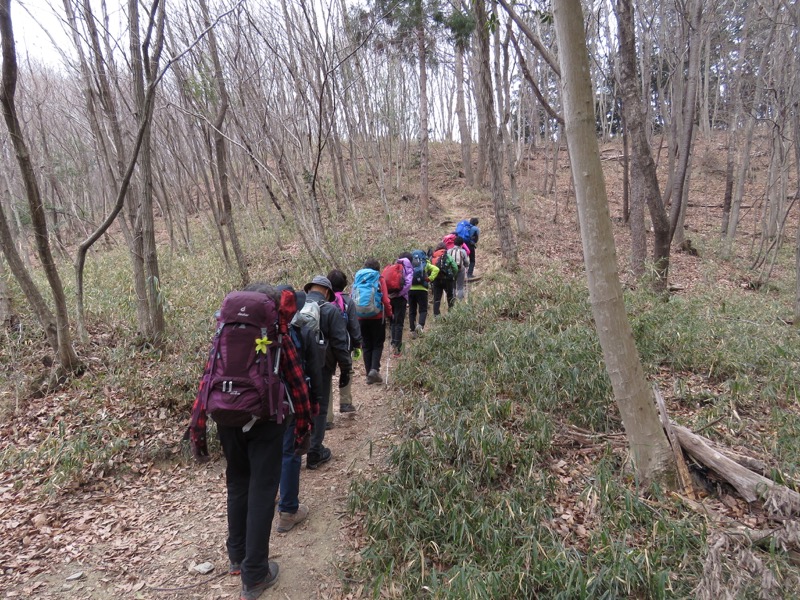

{"left": 294, "top": 431, "right": 311, "bottom": 456}
{"left": 352, "top": 348, "right": 363, "bottom": 361}
{"left": 338, "top": 370, "right": 351, "bottom": 388}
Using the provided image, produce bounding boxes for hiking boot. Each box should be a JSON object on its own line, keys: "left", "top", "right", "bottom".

{"left": 325, "top": 421, "right": 333, "bottom": 430}
{"left": 306, "top": 447, "right": 332, "bottom": 470}
{"left": 416, "top": 324, "right": 424, "bottom": 334}
{"left": 366, "top": 369, "right": 383, "bottom": 385}
{"left": 340, "top": 403, "right": 356, "bottom": 413}
{"left": 410, "top": 329, "right": 418, "bottom": 340}
{"left": 240, "top": 561, "right": 279, "bottom": 600}
{"left": 229, "top": 562, "right": 241, "bottom": 576}
{"left": 276, "top": 504, "right": 309, "bottom": 533}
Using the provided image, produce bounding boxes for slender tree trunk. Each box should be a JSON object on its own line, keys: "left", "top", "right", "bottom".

{"left": 668, "top": 0, "right": 703, "bottom": 248}
{"left": 454, "top": 42, "right": 473, "bottom": 186}
{"left": 475, "top": 0, "right": 517, "bottom": 266}
{"left": 200, "top": 0, "right": 249, "bottom": 286}
{"left": 615, "top": 0, "right": 670, "bottom": 288}
{"left": 0, "top": 254, "right": 14, "bottom": 328}
{"left": 417, "top": 18, "right": 430, "bottom": 217}
{"left": 0, "top": 0, "right": 80, "bottom": 372}
{"left": 554, "top": 0, "right": 676, "bottom": 487}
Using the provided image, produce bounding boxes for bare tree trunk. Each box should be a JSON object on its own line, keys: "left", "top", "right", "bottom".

{"left": 454, "top": 41, "right": 473, "bottom": 186}
{"left": 616, "top": 0, "right": 670, "bottom": 289}
{"left": 554, "top": 0, "right": 676, "bottom": 486}
{"left": 0, "top": 253, "right": 13, "bottom": 328}
{"left": 668, "top": 0, "right": 703, "bottom": 248}
{"left": 475, "top": 0, "right": 517, "bottom": 267}
{"left": 200, "top": 0, "right": 249, "bottom": 286}
{"left": 417, "top": 18, "right": 430, "bottom": 217}
{"left": 0, "top": 0, "right": 80, "bottom": 372}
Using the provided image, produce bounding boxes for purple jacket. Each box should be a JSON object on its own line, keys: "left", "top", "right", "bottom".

{"left": 398, "top": 257, "right": 413, "bottom": 300}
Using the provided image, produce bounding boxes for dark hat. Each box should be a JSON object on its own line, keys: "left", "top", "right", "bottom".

{"left": 304, "top": 275, "right": 334, "bottom": 294}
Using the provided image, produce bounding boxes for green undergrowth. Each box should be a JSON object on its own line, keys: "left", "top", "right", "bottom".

{"left": 347, "top": 275, "right": 800, "bottom": 598}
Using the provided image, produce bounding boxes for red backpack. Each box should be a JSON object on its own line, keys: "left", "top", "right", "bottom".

{"left": 382, "top": 262, "right": 404, "bottom": 295}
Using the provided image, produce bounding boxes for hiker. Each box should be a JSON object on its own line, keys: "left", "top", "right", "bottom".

{"left": 188, "top": 283, "right": 313, "bottom": 599}
{"left": 408, "top": 249, "right": 439, "bottom": 338}
{"left": 431, "top": 242, "right": 457, "bottom": 316}
{"left": 326, "top": 269, "right": 363, "bottom": 427}
{"left": 456, "top": 217, "right": 480, "bottom": 278}
{"left": 276, "top": 288, "right": 323, "bottom": 534}
{"left": 386, "top": 253, "right": 413, "bottom": 356}
{"left": 301, "top": 276, "right": 352, "bottom": 469}
{"left": 352, "top": 258, "right": 393, "bottom": 384}
{"left": 450, "top": 236, "right": 470, "bottom": 301}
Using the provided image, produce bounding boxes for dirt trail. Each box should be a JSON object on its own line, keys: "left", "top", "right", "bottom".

{"left": 2, "top": 374, "right": 396, "bottom": 599}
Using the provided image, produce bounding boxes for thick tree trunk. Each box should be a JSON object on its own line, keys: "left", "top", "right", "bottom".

{"left": 554, "top": 0, "right": 676, "bottom": 487}
{"left": 0, "top": 0, "right": 80, "bottom": 372}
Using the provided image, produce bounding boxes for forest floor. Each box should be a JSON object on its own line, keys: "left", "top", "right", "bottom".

{"left": 3, "top": 137, "right": 796, "bottom": 598}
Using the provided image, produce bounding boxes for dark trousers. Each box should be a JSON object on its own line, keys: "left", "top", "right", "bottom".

{"left": 359, "top": 317, "right": 386, "bottom": 374}
{"left": 279, "top": 416, "right": 300, "bottom": 514}
{"left": 218, "top": 419, "right": 285, "bottom": 586}
{"left": 390, "top": 296, "right": 407, "bottom": 351}
{"left": 432, "top": 280, "right": 455, "bottom": 315}
{"left": 408, "top": 289, "right": 429, "bottom": 331}
{"left": 466, "top": 242, "right": 476, "bottom": 277}
{"left": 310, "top": 369, "right": 333, "bottom": 455}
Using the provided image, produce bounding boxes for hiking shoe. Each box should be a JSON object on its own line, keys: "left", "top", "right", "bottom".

{"left": 276, "top": 504, "right": 309, "bottom": 533}
{"left": 240, "top": 561, "right": 279, "bottom": 599}
{"left": 366, "top": 369, "right": 383, "bottom": 385}
{"left": 416, "top": 324, "right": 424, "bottom": 334}
{"left": 340, "top": 404, "right": 356, "bottom": 414}
{"left": 306, "top": 447, "right": 332, "bottom": 469}
{"left": 229, "top": 562, "right": 241, "bottom": 576}
{"left": 325, "top": 421, "right": 333, "bottom": 430}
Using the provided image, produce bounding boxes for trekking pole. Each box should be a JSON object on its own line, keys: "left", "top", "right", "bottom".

{"left": 385, "top": 353, "right": 390, "bottom": 387}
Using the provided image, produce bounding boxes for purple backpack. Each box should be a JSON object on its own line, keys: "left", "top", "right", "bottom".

{"left": 200, "top": 290, "right": 287, "bottom": 428}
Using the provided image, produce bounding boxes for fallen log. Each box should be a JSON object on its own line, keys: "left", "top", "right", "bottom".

{"left": 673, "top": 425, "right": 800, "bottom": 516}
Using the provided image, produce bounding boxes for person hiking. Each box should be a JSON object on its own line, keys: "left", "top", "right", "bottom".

{"left": 275, "top": 288, "right": 323, "bottom": 535}
{"left": 450, "top": 236, "right": 470, "bottom": 301}
{"left": 301, "top": 276, "right": 352, "bottom": 469}
{"left": 352, "top": 258, "right": 393, "bottom": 384}
{"left": 387, "top": 253, "right": 413, "bottom": 356}
{"left": 188, "top": 283, "right": 313, "bottom": 600}
{"left": 431, "top": 242, "right": 457, "bottom": 316}
{"left": 456, "top": 217, "right": 480, "bottom": 278}
{"left": 325, "top": 269, "right": 363, "bottom": 428}
{"left": 408, "top": 249, "right": 439, "bottom": 338}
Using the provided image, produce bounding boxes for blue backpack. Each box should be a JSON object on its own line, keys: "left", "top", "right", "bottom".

{"left": 351, "top": 268, "right": 383, "bottom": 318}
{"left": 456, "top": 219, "right": 474, "bottom": 244}
{"left": 411, "top": 249, "right": 428, "bottom": 287}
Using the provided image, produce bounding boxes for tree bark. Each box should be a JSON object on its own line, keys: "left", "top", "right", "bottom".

{"left": 615, "top": 0, "right": 671, "bottom": 289}
{"left": 554, "top": 0, "right": 676, "bottom": 486}
{"left": 417, "top": 16, "right": 430, "bottom": 217}
{"left": 454, "top": 38, "right": 473, "bottom": 186}
{"left": 475, "top": 0, "right": 517, "bottom": 267}
{"left": 0, "top": 0, "right": 80, "bottom": 372}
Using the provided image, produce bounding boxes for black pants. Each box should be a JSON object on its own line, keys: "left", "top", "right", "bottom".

{"left": 432, "top": 280, "right": 455, "bottom": 315}
{"left": 218, "top": 419, "right": 285, "bottom": 586}
{"left": 359, "top": 317, "right": 386, "bottom": 374}
{"left": 390, "top": 296, "right": 407, "bottom": 351}
{"left": 466, "top": 242, "right": 476, "bottom": 277}
{"left": 408, "top": 289, "right": 429, "bottom": 331}
{"left": 310, "top": 368, "right": 333, "bottom": 455}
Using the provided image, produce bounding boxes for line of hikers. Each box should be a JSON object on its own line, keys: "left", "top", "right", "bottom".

{"left": 187, "top": 217, "right": 480, "bottom": 600}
